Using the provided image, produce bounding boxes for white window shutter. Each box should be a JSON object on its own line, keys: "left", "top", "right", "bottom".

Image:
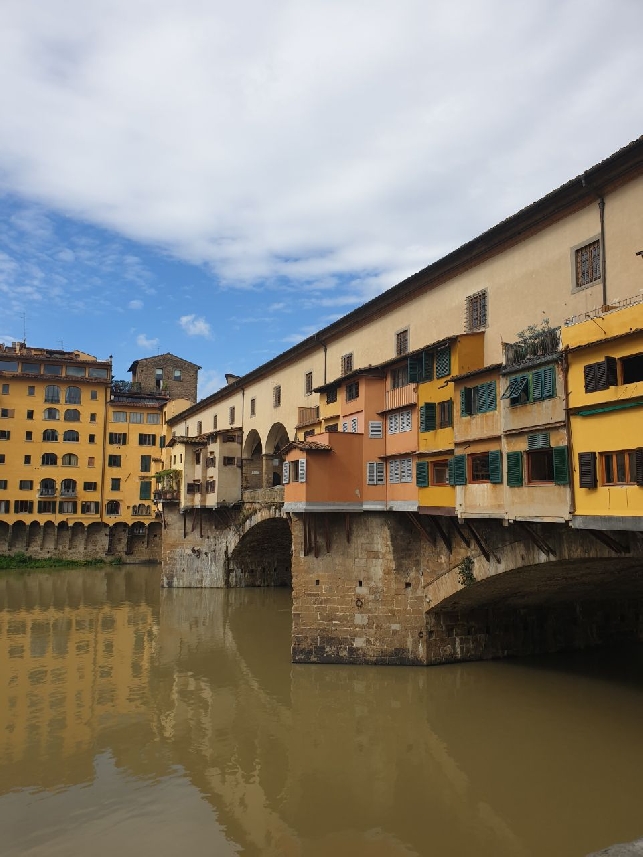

{"left": 342, "top": 421, "right": 348, "bottom": 432}
{"left": 282, "top": 461, "right": 290, "bottom": 484}
{"left": 298, "top": 458, "right": 306, "bottom": 483}
{"left": 366, "top": 462, "right": 376, "bottom": 485}
{"left": 351, "top": 418, "right": 358, "bottom": 433}
{"left": 368, "top": 421, "right": 383, "bottom": 438}
{"left": 376, "top": 462, "right": 385, "bottom": 484}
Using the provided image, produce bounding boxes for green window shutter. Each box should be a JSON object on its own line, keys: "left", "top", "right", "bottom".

{"left": 578, "top": 452, "right": 597, "bottom": 488}
{"left": 542, "top": 366, "right": 556, "bottom": 399}
{"left": 527, "top": 432, "right": 550, "bottom": 450}
{"left": 506, "top": 451, "right": 523, "bottom": 487}
{"left": 552, "top": 446, "right": 569, "bottom": 485}
{"left": 424, "top": 402, "right": 436, "bottom": 431}
{"left": 447, "top": 457, "right": 455, "bottom": 485}
{"left": 424, "top": 352, "right": 434, "bottom": 382}
{"left": 139, "top": 481, "right": 152, "bottom": 500}
{"left": 435, "top": 346, "right": 451, "bottom": 378}
{"left": 453, "top": 454, "right": 467, "bottom": 485}
{"left": 416, "top": 461, "right": 429, "bottom": 487}
{"left": 159, "top": 436, "right": 166, "bottom": 449}
{"left": 408, "top": 355, "right": 422, "bottom": 383}
{"left": 531, "top": 368, "right": 544, "bottom": 401}
{"left": 460, "top": 388, "right": 472, "bottom": 416}
{"left": 476, "top": 384, "right": 487, "bottom": 413}
{"left": 487, "top": 381, "right": 497, "bottom": 411}
{"left": 488, "top": 449, "right": 503, "bottom": 483}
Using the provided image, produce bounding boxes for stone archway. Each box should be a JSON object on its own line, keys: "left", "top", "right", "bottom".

{"left": 264, "top": 422, "right": 290, "bottom": 488}
{"left": 229, "top": 517, "right": 292, "bottom": 587}
{"left": 242, "top": 429, "right": 263, "bottom": 491}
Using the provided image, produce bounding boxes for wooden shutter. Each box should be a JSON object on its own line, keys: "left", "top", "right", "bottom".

{"left": 583, "top": 362, "right": 598, "bottom": 393}
{"left": 486, "top": 381, "right": 497, "bottom": 411}
{"left": 408, "top": 352, "right": 425, "bottom": 383}
{"left": 447, "top": 457, "right": 455, "bottom": 485}
{"left": 416, "top": 461, "right": 429, "bottom": 487}
{"left": 460, "top": 387, "right": 472, "bottom": 416}
{"left": 139, "top": 481, "right": 152, "bottom": 500}
{"left": 435, "top": 346, "right": 451, "bottom": 378}
{"left": 420, "top": 402, "right": 436, "bottom": 432}
{"left": 298, "top": 459, "right": 306, "bottom": 483}
{"left": 542, "top": 366, "right": 556, "bottom": 399}
{"left": 552, "top": 446, "right": 569, "bottom": 485}
{"left": 488, "top": 449, "right": 503, "bottom": 483}
{"left": 453, "top": 454, "right": 467, "bottom": 485}
{"left": 635, "top": 448, "right": 643, "bottom": 487}
{"left": 282, "top": 462, "right": 290, "bottom": 484}
{"left": 376, "top": 462, "right": 385, "bottom": 485}
{"left": 527, "top": 432, "right": 550, "bottom": 450}
{"left": 506, "top": 451, "right": 523, "bottom": 487}
{"left": 578, "top": 452, "right": 597, "bottom": 488}
{"left": 604, "top": 356, "right": 618, "bottom": 387}
{"left": 531, "top": 369, "right": 544, "bottom": 401}
{"left": 366, "top": 462, "right": 376, "bottom": 485}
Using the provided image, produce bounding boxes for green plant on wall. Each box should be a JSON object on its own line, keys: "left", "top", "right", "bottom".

{"left": 457, "top": 555, "right": 475, "bottom": 587}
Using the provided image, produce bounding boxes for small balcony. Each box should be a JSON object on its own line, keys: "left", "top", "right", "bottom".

{"left": 297, "top": 406, "right": 320, "bottom": 428}
{"left": 154, "top": 490, "right": 179, "bottom": 502}
{"left": 385, "top": 384, "right": 417, "bottom": 411}
{"left": 38, "top": 489, "right": 57, "bottom": 498}
{"left": 504, "top": 327, "right": 561, "bottom": 369}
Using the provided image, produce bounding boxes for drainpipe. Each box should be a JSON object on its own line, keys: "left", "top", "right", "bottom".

{"left": 581, "top": 174, "right": 607, "bottom": 307}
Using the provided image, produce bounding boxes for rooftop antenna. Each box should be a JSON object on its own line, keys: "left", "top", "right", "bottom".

{"left": 20, "top": 312, "right": 27, "bottom": 344}
{"left": 58, "top": 340, "right": 64, "bottom": 351}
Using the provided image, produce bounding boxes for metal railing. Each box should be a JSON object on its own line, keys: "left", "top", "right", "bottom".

{"left": 503, "top": 327, "right": 561, "bottom": 368}
{"left": 385, "top": 384, "right": 417, "bottom": 411}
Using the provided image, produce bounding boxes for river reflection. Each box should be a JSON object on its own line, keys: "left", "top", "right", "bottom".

{"left": 0, "top": 566, "right": 641, "bottom": 857}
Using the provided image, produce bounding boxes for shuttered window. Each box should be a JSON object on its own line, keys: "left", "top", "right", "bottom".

{"left": 368, "top": 421, "right": 383, "bottom": 438}
{"left": 366, "top": 461, "right": 385, "bottom": 485}
{"left": 351, "top": 418, "right": 358, "bottom": 433}
{"left": 583, "top": 357, "right": 618, "bottom": 393}
{"left": 448, "top": 454, "right": 467, "bottom": 485}
{"left": 388, "top": 413, "right": 400, "bottom": 434}
{"left": 488, "top": 450, "right": 503, "bottom": 483}
{"left": 419, "top": 403, "right": 436, "bottom": 432}
{"left": 139, "top": 481, "right": 152, "bottom": 500}
{"left": 578, "top": 452, "right": 597, "bottom": 488}
{"left": 527, "top": 432, "right": 550, "bottom": 450}
{"left": 461, "top": 381, "right": 497, "bottom": 415}
{"left": 503, "top": 366, "right": 556, "bottom": 405}
{"left": 282, "top": 462, "right": 290, "bottom": 484}
{"left": 408, "top": 350, "right": 434, "bottom": 383}
{"left": 506, "top": 451, "right": 524, "bottom": 486}
{"left": 389, "top": 458, "right": 413, "bottom": 484}
{"left": 552, "top": 446, "right": 569, "bottom": 485}
{"left": 400, "top": 410, "right": 412, "bottom": 432}
{"left": 416, "top": 461, "right": 429, "bottom": 487}
{"left": 435, "top": 346, "right": 451, "bottom": 378}
{"left": 439, "top": 400, "right": 453, "bottom": 428}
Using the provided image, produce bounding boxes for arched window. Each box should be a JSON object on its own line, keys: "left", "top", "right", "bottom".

{"left": 65, "top": 386, "right": 81, "bottom": 404}
{"left": 44, "top": 408, "right": 60, "bottom": 421}
{"left": 64, "top": 409, "right": 80, "bottom": 422}
{"left": 61, "top": 453, "right": 78, "bottom": 466}
{"left": 61, "top": 479, "right": 77, "bottom": 496}
{"left": 39, "top": 478, "right": 56, "bottom": 496}
{"left": 44, "top": 385, "right": 60, "bottom": 403}
{"left": 106, "top": 500, "right": 120, "bottom": 516}
{"left": 41, "top": 453, "right": 58, "bottom": 466}
{"left": 63, "top": 430, "right": 79, "bottom": 442}
{"left": 42, "top": 429, "right": 59, "bottom": 442}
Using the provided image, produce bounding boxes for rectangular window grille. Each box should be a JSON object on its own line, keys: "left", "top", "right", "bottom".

{"left": 389, "top": 460, "right": 400, "bottom": 483}
{"left": 368, "top": 421, "right": 383, "bottom": 438}
{"left": 395, "top": 329, "right": 409, "bottom": 356}
{"left": 345, "top": 381, "right": 359, "bottom": 401}
{"left": 229, "top": 407, "right": 235, "bottom": 425}
{"left": 250, "top": 398, "right": 256, "bottom": 416}
{"left": 575, "top": 240, "right": 601, "bottom": 289}
{"left": 326, "top": 387, "right": 338, "bottom": 405}
{"left": 388, "top": 413, "right": 399, "bottom": 434}
{"left": 340, "top": 353, "right": 353, "bottom": 376}
{"left": 351, "top": 418, "right": 358, "bottom": 433}
{"left": 400, "top": 458, "right": 413, "bottom": 483}
{"left": 366, "top": 461, "right": 385, "bottom": 485}
{"left": 465, "top": 290, "right": 488, "bottom": 331}
{"left": 273, "top": 385, "right": 281, "bottom": 407}
{"left": 435, "top": 346, "right": 451, "bottom": 378}
{"left": 305, "top": 372, "right": 313, "bottom": 395}
{"left": 399, "top": 410, "right": 412, "bottom": 433}
{"left": 438, "top": 400, "right": 453, "bottom": 428}
{"left": 391, "top": 366, "right": 409, "bottom": 389}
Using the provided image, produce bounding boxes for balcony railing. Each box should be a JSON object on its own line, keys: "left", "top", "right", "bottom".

{"left": 503, "top": 327, "right": 561, "bottom": 369}
{"left": 385, "top": 384, "right": 417, "bottom": 411}
{"left": 38, "top": 489, "right": 56, "bottom": 497}
{"left": 154, "top": 490, "right": 179, "bottom": 502}
{"left": 297, "top": 406, "right": 320, "bottom": 427}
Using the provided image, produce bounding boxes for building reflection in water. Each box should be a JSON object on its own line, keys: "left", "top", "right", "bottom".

{"left": 1, "top": 567, "right": 642, "bottom": 857}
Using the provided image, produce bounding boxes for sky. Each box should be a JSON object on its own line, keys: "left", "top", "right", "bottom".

{"left": 1, "top": 0, "right": 642, "bottom": 398}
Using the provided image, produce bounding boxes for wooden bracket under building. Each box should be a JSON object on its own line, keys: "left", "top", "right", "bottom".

{"left": 406, "top": 512, "right": 435, "bottom": 546}
{"left": 450, "top": 517, "right": 471, "bottom": 549}
{"left": 516, "top": 521, "right": 557, "bottom": 558}
{"left": 587, "top": 529, "right": 630, "bottom": 555}
{"left": 429, "top": 515, "right": 452, "bottom": 553}
{"left": 465, "top": 521, "right": 500, "bottom": 563}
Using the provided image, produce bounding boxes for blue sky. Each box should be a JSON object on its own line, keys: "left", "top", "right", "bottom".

{"left": 1, "top": 0, "right": 643, "bottom": 397}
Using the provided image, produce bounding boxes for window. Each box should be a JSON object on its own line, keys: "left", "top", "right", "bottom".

{"left": 61, "top": 454, "right": 78, "bottom": 466}
{"left": 194, "top": 450, "right": 201, "bottom": 465}
{"left": 346, "top": 381, "right": 359, "bottom": 401}
{"left": 108, "top": 455, "right": 121, "bottom": 467}
{"left": 388, "top": 410, "right": 412, "bottom": 434}
{"left": 229, "top": 406, "right": 235, "bottom": 425}
{"left": 250, "top": 397, "right": 256, "bottom": 417}
{"left": 159, "top": 436, "right": 166, "bottom": 448}
{"left": 273, "top": 385, "right": 282, "bottom": 408}
{"left": 129, "top": 412, "right": 144, "bottom": 424}
{"left": 14, "top": 500, "right": 33, "bottom": 513}
{"left": 0, "top": 500, "right": 9, "bottom": 513}
{"left": 138, "top": 434, "right": 156, "bottom": 446}
{"left": 63, "top": 430, "right": 79, "bottom": 442}
{"left": 504, "top": 367, "right": 556, "bottom": 405}
{"left": 340, "top": 353, "right": 353, "bottom": 376}
{"left": 326, "top": 423, "right": 338, "bottom": 432}
{"left": 140, "top": 455, "right": 151, "bottom": 473}
{"left": 139, "top": 481, "right": 152, "bottom": 500}
{"left": 341, "top": 421, "right": 348, "bottom": 432}
{"left": 470, "top": 453, "right": 492, "bottom": 483}
{"left": 41, "top": 453, "right": 58, "bottom": 466}
{"left": 44, "top": 365, "right": 63, "bottom": 376}
{"left": 147, "top": 412, "right": 161, "bottom": 424}
{"left": 395, "top": 328, "right": 409, "bottom": 356}
{"left": 155, "top": 368, "right": 163, "bottom": 387}
{"left": 0, "top": 430, "right": 10, "bottom": 440}
{"left": 111, "top": 478, "right": 121, "bottom": 491}
{"left": 368, "top": 421, "right": 383, "bottom": 439}
{"left": 326, "top": 386, "right": 338, "bottom": 405}
{"left": 419, "top": 403, "right": 436, "bottom": 432}
{"left": 37, "top": 501, "right": 55, "bottom": 514}
{"left": 366, "top": 461, "right": 385, "bottom": 485}
{"left": 527, "top": 449, "right": 555, "bottom": 483}
{"left": 602, "top": 450, "right": 642, "bottom": 486}
{"left": 291, "top": 459, "right": 307, "bottom": 483}
{"left": 1, "top": 384, "right": 8, "bottom": 394}
{"left": 58, "top": 501, "right": 77, "bottom": 514}
{"left": 26, "top": 410, "right": 34, "bottom": 420}
{"left": 465, "top": 289, "right": 488, "bottom": 331}
{"left": 389, "top": 458, "right": 413, "bottom": 484}
{"left": 45, "top": 385, "right": 61, "bottom": 403}
{"left": 81, "top": 501, "right": 100, "bottom": 514}
{"left": 61, "top": 479, "right": 77, "bottom": 496}
{"left": 88, "top": 457, "right": 95, "bottom": 467}
{"left": 449, "top": 450, "right": 502, "bottom": 485}
{"left": 196, "top": 420, "right": 202, "bottom": 435}
{"left": 435, "top": 346, "right": 451, "bottom": 379}
{"left": 109, "top": 432, "right": 127, "bottom": 445}
{"left": 206, "top": 480, "right": 216, "bottom": 493}
{"left": 89, "top": 413, "right": 96, "bottom": 423}
{"left": 438, "top": 400, "right": 453, "bottom": 428}
{"left": 43, "top": 429, "right": 58, "bottom": 441}
{"left": 460, "top": 381, "right": 497, "bottom": 415}
{"left": 173, "top": 369, "right": 182, "bottom": 381}
{"left": 0, "top": 407, "right": 13, "bottom": 418}
{"left": 621, "top": 354, "right": 643, "bottom": 385}
{"left": 213, "top": 414, "right": 218, "bottom": 430}
{"left": 90, "top": 390, "right": 98, "bottom": 400}
{"left": 24, "top": 455, "right": 31, "bottom": 464}
{"left": 0, "top": 480, "right": 6, "bottom": 490}
{"left": 25, "top": 431, "right": 32, "bottom": 441}
{"left": 22, "top": 363, "right": 40, "bottom": 375}
{"left": 583, "top": 357, "right": 618, "bottom": 393}
{"left": 88, "top": 367, "right": 108, "bottom": 379}
{"left": 65, "top": 365, "right": 85, "bottom": 377}
{"left": 112, "top": 411, "right": 127, "bottom": 422}
{"left": 431, "top": 460, "right": 449, "bottom": 485}
{"left": 223, "top": 456, "right": 236, "bottom": 466}
{"left": 574, "top": 238, "right": 601, "bottom": 290}
{"left": 43, "top": 408, "right": 59, "bottom": 421}
{"left": 0, "top": 454, "right": 4, "bottom": 462}
{"left": 106, "top": 500, "right": 120, "bottom": 515}
{"left": 304, "top": 372, "right": 313, "bottom": 396}
{"left": 391, "top": 366, "right": 408, "bottom": 389}
{"left": 64, "top": 409, "right": 80, "bottom": 422}
{"left": 19, "top": 480, "right": 33, "bottom": 490}
{"left": 65, "top": 386, "right": 81, "bottom": 404}
{"left": 83, "top": 482, "right": 98, "bottom": 491}
{"left": 350, "top": 417, "right": 358, "bottom": 433}
{"left": 88, "top": 434, "right": 96, "bottom": 444}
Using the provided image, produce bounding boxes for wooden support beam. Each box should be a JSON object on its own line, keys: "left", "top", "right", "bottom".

{"left": 325, "top": 515, "right": 331, "bottom": 553}
{"left": 405, "top": 512, "right": 435, "bottom": 545}
{"left": 450, "top": 517, "right": 471, "bottom": 549}
{"left": 303, "top": 513, "right": 309, "bottom": 556}
{"left": 429, "top": 515, "right": 452, "bottom": 553}
{"left": 587, "top": 529, "right": 629, "bottom": 555}
{"left": 313, "top": 515, "right": 319, "bottom": 558}
{"left": 345, "top": 513, "right": 351, "bottom": 544}
{"left": 516, "top": 521, "right": 557, "bottom": 557}
{"left": 465, "top": 521, "right": 500, "bottom": 563}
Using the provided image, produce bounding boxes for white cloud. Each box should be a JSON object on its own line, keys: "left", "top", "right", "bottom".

{"left": 136, "top": 333, "right": 158, "bottom": 350}
{"left": 198, "top": 369, "right": 225, "bottom": 398}
{"left": 179, "top": 314, "right": 211, "bottom": 337}
{"left": 0, "top": 0, "right": 641, "bottom": 315}
{"left": 128, "top": 299, "right": 143, "bottom": 310}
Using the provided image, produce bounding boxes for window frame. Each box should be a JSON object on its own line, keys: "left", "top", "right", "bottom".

{"left": 571, "top": 235, "right": 602, "bottom": 293}
{"left": 465, "top": 289, "right": 488, "bottom": 332}
{"left": 395, "top": 327, "right": 409, "bottom": 357}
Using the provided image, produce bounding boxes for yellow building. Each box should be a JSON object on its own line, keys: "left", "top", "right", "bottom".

{"left": 0, "top": 342, "right": 111, "bottom": 528}
{"left": 562, "top": 297, "right": 643, "bottom": 530}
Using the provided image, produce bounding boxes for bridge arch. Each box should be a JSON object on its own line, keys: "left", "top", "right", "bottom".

{"left": 242, "top": 429, "right": 263, "bottom": 490}
{"left": 229, "top": 513, "right": 292, "bottom": 587}
{"left": 265, "top": 422, "right": 289, "bottom": 487}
